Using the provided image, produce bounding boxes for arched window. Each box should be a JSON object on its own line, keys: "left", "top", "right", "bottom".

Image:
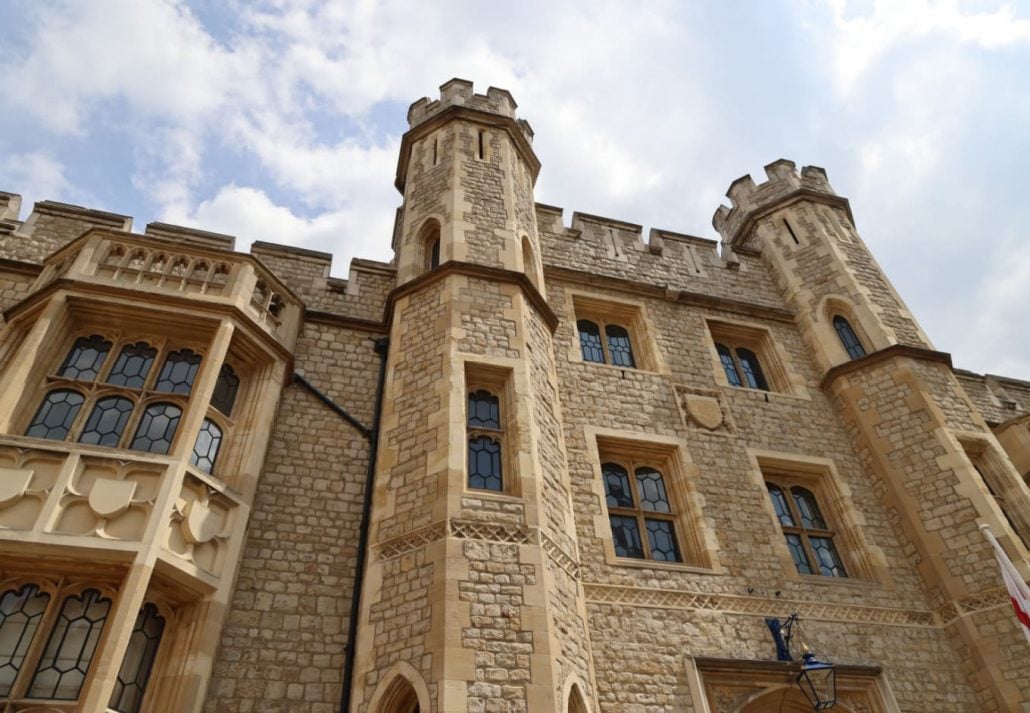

{"left": 191, "top": 419, "right": 223, "bottom": 474}
{"left": 58, "top": 335, "right": 111, "bottom": 381}
{"left": 26, "top": 390, "right": 85, "bottom": 440}
{"left": 832, "top": 315, "right": 866, "bottom": 360}
{"left": 576, "top": 320, "right": 636, "bottom": 368}
{"left": 521, "top": 236, "right": 540, "bottom": 289}
{"left": 109, "top": 603, "right": 165, "bottom": 713}
{"left": 418, "top": 220, "right": 441, "bottom": 272}
{"left": 467, "top": 389, "right": 503, "bottom": 491}
{"left": 716, "top": 343, "right": 769, "bottom": 390}
{"left": 211, "top": 364, "right": 239, "bottom": 416}
{"left": 78, "top": 396, "right": 135, "bottom": 447}
{"left": 29, "top": 589, "right": 111, "bottom": 700}
{"left": 602, "top": 461, "right": 681, "bottom": 562}
{"left": 154, "top": 349, "right": 202, "bottom": 395}
{"left": 568, "top": 684, "right": 588, "bottom": 713}
{"left": 766, "top": 481, "right": 847, "bottom": 577}
{"left": 106, "top": 342, "right": 157, "bottom": 388}
{"left": 0, "top": 584, "right": 51, "bottom": 697}
{"left": 130, "top": 403, "right": 182, "bottom": 455}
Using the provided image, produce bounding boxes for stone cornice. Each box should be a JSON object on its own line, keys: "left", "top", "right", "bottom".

{"left": 544, "top": 265, "right": 797, "bottom": 324}
{"left": 387, "top": 261, "right": 559, "bottom": 332}
{"left": 0, "top": 257, "right": 42, "bottom": 277}
{"left": 821, "top": 344, "right": 953, "bottom": 391}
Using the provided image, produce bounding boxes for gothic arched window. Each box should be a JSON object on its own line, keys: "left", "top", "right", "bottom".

{"left": 576, "top": 320, "right": 636, "bottom": 368}
{"left": 130, "top": 402, "right": 182, "bottom": 455}
{"left": 0, "top": 584, "right": 51, "bottom": 697}
{"left": 832, "top": 315, "right": 866, "bottom": 360}
{"left": 109, "top": 603, "right": 165, "bottom": 713}
{"left": 715, "top": 343, "right": 769, "bottom": 391}
{"left": 28, "top": 589, "right": 112, "bottom": 700}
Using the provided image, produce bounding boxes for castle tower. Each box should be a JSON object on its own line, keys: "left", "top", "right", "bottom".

{"left": 350, "top": 80, "right": 595, "bottom": 712}
{"left": 713, "top": 161, "right": 1030, "bottom": 711}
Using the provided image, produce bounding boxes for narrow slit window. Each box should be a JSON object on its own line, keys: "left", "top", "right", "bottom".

{"left": 784, "top": 218, "right": 800, "bottom": 245}
{"left": 467, "top": 389, "right": 503, "bottom": 492}
{"left": 477, "top": 130, "right": 485, "bottom": 160}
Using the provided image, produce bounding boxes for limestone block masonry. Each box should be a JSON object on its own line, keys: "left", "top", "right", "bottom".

{"left": 0, "top": 79, "right": 1027, "bottom": 713}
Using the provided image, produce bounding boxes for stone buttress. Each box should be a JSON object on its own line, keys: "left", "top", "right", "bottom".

{"left": 713, "top": 161, "right": 1030, "bottom": 711}
{"left": 350, "top": 80, "right": 596, "bottom": 713}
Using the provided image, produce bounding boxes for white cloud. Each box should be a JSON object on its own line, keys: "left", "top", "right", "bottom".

{"left": 822, "top": 0, "right": 1030, "bottom": 93}
{"left": 0, "top": 152, "right": 74, "bottom": 212}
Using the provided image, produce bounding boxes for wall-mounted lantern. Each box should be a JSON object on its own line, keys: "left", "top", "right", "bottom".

{"left": 766, "top": 613, "right": 837, "bottom": 710}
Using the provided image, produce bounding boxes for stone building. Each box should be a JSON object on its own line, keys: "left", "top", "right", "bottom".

{"left": 0, "top": 79, "right": 1028, "bottom": 713}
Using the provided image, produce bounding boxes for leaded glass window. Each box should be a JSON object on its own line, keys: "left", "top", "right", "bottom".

{"left": 605, "top": 325, "right": 636, "bottom": 368}
{"left": 58, "top": 335, "right": 111, "bottom": 381}
{"left": 765, "top": 480, "right": 847, "bottom": 578}
{"left": 211, "top": 364, "right": 239, "bottom": 416}
{"left": 130, "top": 403, "right": 182, "bottom": 454}
{"left": 576, "top": 319, "right": 637, "bottom": 368}
{"left": 154, "top": 349, "right": 202, "bottom": 395}
{"left": 109, "top": 603, "right": 165, "bottom": 713}
{"left": 78, "top": 396, "right": 135, "bottom": 447}
{"left": 715, "top": 343, "right": 770, "bottom": 391}
{"left": 106, "top": 342, "right": 157, "bottom": 388}
{"left": 467, "top": 389, "right": 503, "bottom": 491}
{"left": 190, "top": 419, "right": 223, "bottom": 474}
{"left": 832, "top": 315, "right": 866, "bottom": 360}
{"left": 601, "top": 461, "right": 681, "bottom": 562}
{"left": 428, "top": 238, "right": 440, "bottom": 269}
{"left": 577, "top": 320, "right": 604, "bottom": 363}
{"left": 0, "top": 585, "right": 50, "bottom": 697}
{"left": 28, "top": 589, "right": 111, "bottom": 700}
{"left": 26, "top": 390, "right": 85, "bottom": 441}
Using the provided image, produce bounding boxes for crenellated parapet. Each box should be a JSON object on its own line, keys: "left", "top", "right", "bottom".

{"left": 407, "top": 77, "right": 534, "bottom": 141}
{"left": 712, "top": 159, "right": 848, "bottom": 247}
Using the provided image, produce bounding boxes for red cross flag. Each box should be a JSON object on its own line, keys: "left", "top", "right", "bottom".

{"left": 980, "top": 523, "right": 1030, "bottom": 644}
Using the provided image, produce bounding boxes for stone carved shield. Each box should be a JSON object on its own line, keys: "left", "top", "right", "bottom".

{"left": 685, "top": 395, "right": 723, "bottom": 430}
{"left": 182, "top": 499, "right": 222, "bottom": 544}
{"left": 88, "top": 479, "right": 137, "bottom": 518}
{"left": 0, "top": 468, "right": 33, "bottom": 508}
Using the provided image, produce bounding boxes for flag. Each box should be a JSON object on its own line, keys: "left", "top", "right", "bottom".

{"left": 980, "top": 523, "right": 1030, "bottom": 644}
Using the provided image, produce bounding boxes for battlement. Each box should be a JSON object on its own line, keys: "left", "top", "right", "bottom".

{"left": 712, "top": 159, "right": 842, "bottom": 245}
{"left": 407, "top": 78, "right": 534, "bottom": 142}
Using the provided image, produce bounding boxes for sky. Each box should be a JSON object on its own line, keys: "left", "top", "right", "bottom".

{"left": 1, "top": 0, "right": 1028, "bottom": 379}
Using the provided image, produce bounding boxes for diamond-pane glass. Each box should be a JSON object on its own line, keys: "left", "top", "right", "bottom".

{"left": 609, "top": 515, "right": 643, "bottom": 558}
{"left": 791, "top": 487, "right": 827, "bottom": 529}
{"left": 129, "top": 403, "right": 182, "bottom": 454}
{"left": 211, "top": 364, "right": 239, "bottom": 416}
{"left": 810, "top": 537, "right": 847, "bottom": 577}
{"left": 833, "top": 316, "right": 866, "bottom": 360}
{"left": 605, "top": 325, "right": 636, "bottom": 368}
{"left": 154, "top": 350, "right": 201, "bottom": 395}
{"left": 109, "top": 603, "right": 165, "bottom": 713}
{"left": 29, "top": 589, "right": 111, "bottom": 700}
{"left": 785, "top": 533, "right": 813, "bottom": 574}
{"left": 0, "top": 585, "right": 51, "bottom": 697}
{"left": 716, "top": 343, "right": 742, "bottom": 387}
{"left": 601, "top": 463, "right": 633, "bottom": 508}
{"left": 645, "top": 519, "right": 681, "bottom": 562}
{"left": 577, "top": 320, "right": 604, "bottom": 363}
{"left": 467, "top": 435, "right": 502, "bottom": 491}
{"left": 635, "top": 468, "right": 671, "bottom": 513}
{"left": 467, "top": 390, "right": 500, "bottom": 430}
{"left": 105, "top": 342, "right": 156, "bottom": 388}
{"left": 736, "top": 348, "right": 769, "bottom": 390}
{"left": 26, "top": 390, "right": 85, "bottom": 441}
{"left": 190, "top": 419, "right": 223, "bottom": 474}
{"left": 766, "top": 484, "right": 795, "bottom": 526}
{"left": 78, "top": 396, "right": 134, "bottom": 447}
{"left": 58, "top": 335, "right": 111, "bottom": 381}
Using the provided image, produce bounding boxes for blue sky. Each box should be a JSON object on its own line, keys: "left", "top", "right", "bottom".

{"left": 1, "top": 0, "right": 1029, "bottom": 379}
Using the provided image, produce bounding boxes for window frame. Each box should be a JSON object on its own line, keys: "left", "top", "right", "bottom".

{"left": 764, "top": 478, "right": 848, "bottom": 578}
{"left": 570, "top": 293, "right": 660, "bottom": 372}
{"left": 706, "top": 319, "right": 795, "bottom": 395}
{"left": 601, "top": 458, "right": 683, "bottom": 563}
{"left": 463, "top": 364, "right": 518, "bottom": 496}
{"left": 20, "top": 333, "right": 207, "bottom": 456}
{"left": 832, "top": 314, "right": 866, "bottom": 360}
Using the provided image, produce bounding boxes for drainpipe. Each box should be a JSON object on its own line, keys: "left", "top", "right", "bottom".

{"left": 292, "top": 335, "right": 389, "bottom": 713}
